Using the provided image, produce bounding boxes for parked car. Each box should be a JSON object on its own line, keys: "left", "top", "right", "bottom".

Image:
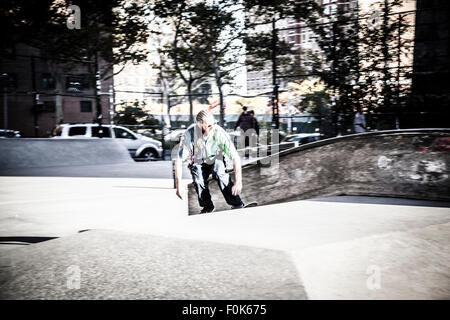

{"left": 164, "top": 129, "right": 186, "bottom": 143}
{"left": 0, "top": 129, "right": 21, "bottom": 138}
{"left": 282, "top": 133, "right": 321, "bottom": 147}
{"left": 52, "top": 123, "right": 163, "bottom": 161}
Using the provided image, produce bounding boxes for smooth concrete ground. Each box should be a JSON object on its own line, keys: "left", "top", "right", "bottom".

{"left": 0, "top": 174, "right": 449, "bottom": 299}
{"left": 0, "top": 230, "right": 306, "bottom": 300}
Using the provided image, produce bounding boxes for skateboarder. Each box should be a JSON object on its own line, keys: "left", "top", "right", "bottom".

{"left": 174, "top": 110, "right": 245, "bottom": 213}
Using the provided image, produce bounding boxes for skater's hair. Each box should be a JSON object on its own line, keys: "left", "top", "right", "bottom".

{"left": 196, "top": 110, "right": 214, "bottom": 124}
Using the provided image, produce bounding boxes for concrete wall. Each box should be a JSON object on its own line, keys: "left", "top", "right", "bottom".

{"left": 0, "top": 139, "right": 132, "bottom": 169}
{"left": 188, "top": 129, "right": 450, "bottom": 214}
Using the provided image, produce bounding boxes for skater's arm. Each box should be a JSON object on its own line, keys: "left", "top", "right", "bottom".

{"left": 218, "top": 127, "right": 242, "bottom": 196}
{"left": 174, "top": 133, "right": 191, "bottom": 200}
{"left": 174, "top": 159, "right": 184, "bottom": 200}
{"left": 232, "top": 156, "right": 242, "bottom": 196}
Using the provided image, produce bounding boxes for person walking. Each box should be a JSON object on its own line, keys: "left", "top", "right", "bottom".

{"left": 248, "top": 110, "right": 259, "bottom": 136}
{"left": 234, "top": 106, "right": 254, "bottom": 133}
{"left": 174, "top": 110, "right": 244, "bottom": 213}
{"left": 234, "top": 106, "right": 258, "bottom": 157}
{"left": 353, "top": 107, "right": 367, "bottom": 133}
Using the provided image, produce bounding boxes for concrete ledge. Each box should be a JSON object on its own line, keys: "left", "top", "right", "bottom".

{"left": 188, "top": 129, "right": 450, "bottom": 214}
{"left": 0, "top": 139, "right": 133, "bottom": 169}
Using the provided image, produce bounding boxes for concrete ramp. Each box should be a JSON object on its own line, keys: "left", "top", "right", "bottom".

{"left": 0, "top": 230, "right": 306, "bottom": 300}
{"left": 293, "top": 222, "right": 450, "bottom": 299}
{"left": 188, "top": 129, "right": 450, "bottom": 214}
{"left": 0, "top": 139, "right": 133, "bottom": 169}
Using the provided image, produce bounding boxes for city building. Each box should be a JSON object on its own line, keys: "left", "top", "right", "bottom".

{"left": 411, "top": 0, "right": 449, "bottom": 118}
{"left": 0, "top": 43, "right": 113, "bottom": 137}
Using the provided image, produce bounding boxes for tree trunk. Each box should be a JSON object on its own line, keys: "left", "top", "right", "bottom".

{"left": 218, "top": 84, "right": 224, "bottom": 127}
{"left": 188, "top": 80, "right": 194, "bottom": 123}
{"left": 212, "top": 59, "right": 225, "bottom": 127}
{"left": 55, "top": 79, "right": 63, "bottom": 124}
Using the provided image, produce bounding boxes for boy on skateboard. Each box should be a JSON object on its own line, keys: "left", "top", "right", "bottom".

{"left": 174, "top": 110, "right": 245, "bottom": 213}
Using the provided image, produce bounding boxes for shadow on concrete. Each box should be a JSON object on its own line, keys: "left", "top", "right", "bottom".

{"left": 0, "top": 236, "right": 58, "bottom": 245}
{"left": 112, "top": 186, "right": 174, "bottom": 190}
{"left": 309, "top": 195, "right": 450, "bottom": 208}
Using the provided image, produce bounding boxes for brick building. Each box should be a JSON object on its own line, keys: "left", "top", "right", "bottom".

{"left": 0, "top": 43, "right": 113, "bottom": 137}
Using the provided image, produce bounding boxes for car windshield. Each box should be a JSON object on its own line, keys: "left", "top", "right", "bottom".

{"left": 284, "top": 136, "right": 296, "bottom": 142}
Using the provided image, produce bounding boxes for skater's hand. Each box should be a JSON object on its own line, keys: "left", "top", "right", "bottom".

{"left": 176, "top": 188, "right": 185, "bottom": 200}
{"left": 232, "top": 181, "right": 242, "bottom": 196}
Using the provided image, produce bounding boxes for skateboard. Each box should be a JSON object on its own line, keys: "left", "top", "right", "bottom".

{"left": 230, "top": 202, "right": 258, "bottom": 211}
{"left": 244, "top": 202, "right": 258, "bottom": 208}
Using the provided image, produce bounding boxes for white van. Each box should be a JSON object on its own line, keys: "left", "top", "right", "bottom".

{"left": 53, "top": 123, "right": 163, "bottom": 161}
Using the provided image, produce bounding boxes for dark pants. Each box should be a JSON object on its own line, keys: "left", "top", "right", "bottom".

{"left": 190, "top": 160, "right": 243, "bottom": 211}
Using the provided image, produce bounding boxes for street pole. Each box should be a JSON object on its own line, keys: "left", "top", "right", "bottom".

{"left": 271, "top": 18, "right": 279, "bottom": 130}
{"left": 161, "top": 92, "right": 165, "bottom": 160}
{"left": 94, "top": 52, "right": 103, "bottom": 137}
{"left": 31, "top": 56, "right": 39, "bottom": 137}
{"left": 287, "top": 84, "right": 292, "bottom": 134}
{"left": 109, "top": 84, "right": 114, "bottom": 125}
{"left": 3, "top": 85, "right": 7, "bottom": 131}
{"left": 332, "top": 21, "right": 339, "bottom": 136}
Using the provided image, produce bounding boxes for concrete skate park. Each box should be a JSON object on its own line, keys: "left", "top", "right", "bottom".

{"left": 0, "top": 129, "right": 449, "bottom": 300}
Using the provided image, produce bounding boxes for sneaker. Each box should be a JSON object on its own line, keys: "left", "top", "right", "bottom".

{"left": 231, "top": 203, "right": 244, "bottom": 209}
{"left": 200, "top": 206, "right": 215, "bottom": 214}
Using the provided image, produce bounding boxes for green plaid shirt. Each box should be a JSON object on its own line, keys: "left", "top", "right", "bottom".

{"left": 178, "top": 124, "right": 238, "bottom": 164}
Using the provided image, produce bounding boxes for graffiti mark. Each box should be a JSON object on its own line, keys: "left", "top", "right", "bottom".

{"left": 417, "top": 137, "right": 450, "bottom": 153}
{"left": 410, "top": 160, "right": 448, "bottom": 182}
{"left": 432, "top": 137, "right": 450, "bottom": 152}
{"left": 377, "top": 155, "right": 393, "bottom": 170}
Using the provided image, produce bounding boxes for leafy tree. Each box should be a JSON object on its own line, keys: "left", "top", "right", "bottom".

{"left": 299, "top": 90, "right": 331, "bottom": 114}
{"left": 1, "top": 0, "right": 151, "bottom": 123}
{"left": 114, "top": 100, "right": 160, "bottom": 127}
{"left": 310, "top": 3, "right": 361, "bottom": 135}
{"left": 243, "top": 0, "right": 322, "bottom": 75}
{"left": 157, "top": 11, "right": 213, "bottom": 123}
{"left": 358, "top": 0, "right": 412, "bottom": 114}
{"left": 153, "top": 0, "right": 322, "bottom": 127}
{"left": 311, "top": 0, "right": 412, "bottom": 134}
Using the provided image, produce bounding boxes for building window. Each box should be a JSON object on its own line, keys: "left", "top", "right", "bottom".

{"left": 0, "top": 73, "right": 17, "bottom": 92}
{"left": 37, "top": 101, "right": 56, "bottom": 113}
{"left": 80, "top": 101, "right": 92, "bottom": 113}
{"left": 42, "top": 73, "right": 56, "bottom": 90}
{"left": 66, "top": 74, "right": 90, "bottom": 92}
